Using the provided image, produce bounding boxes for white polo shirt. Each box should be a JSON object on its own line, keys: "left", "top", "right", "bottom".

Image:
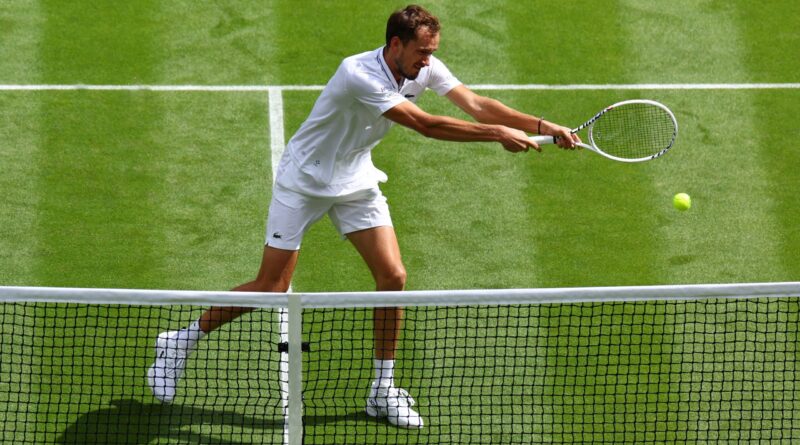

{"left": 276, "top": 46, "right": 461, "bottom": 197}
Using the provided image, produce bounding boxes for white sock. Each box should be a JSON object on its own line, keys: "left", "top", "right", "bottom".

{"left": 374, "top": 359, "right": 395, "bottom": 387}
{"left": 171, "top": 320, "right": 205, "bottom": 351}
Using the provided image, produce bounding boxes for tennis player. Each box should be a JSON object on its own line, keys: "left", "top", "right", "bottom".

{"left": 148, "top": 4, "right": 579, "bottom": 429}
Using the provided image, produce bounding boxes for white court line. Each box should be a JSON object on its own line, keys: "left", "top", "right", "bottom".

{"left": 268, "top": 87, "right": 286, "bottom": 180}
{"left": 266, "top": 87, "right": 292, "bottom": 445}
{"left": 1, "top": 83, "right": 800, "bottom": 92}
{"left": 473, "top": 83, "right": 800, "bottom": 90}
{"left": 267, "top": 87, "right": 297, "bottom": 445}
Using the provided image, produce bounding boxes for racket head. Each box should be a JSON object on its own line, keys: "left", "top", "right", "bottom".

{"left": 585, "top": 99, "right": 678, "bottom": 163}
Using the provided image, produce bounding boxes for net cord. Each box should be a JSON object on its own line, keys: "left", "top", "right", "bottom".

{"left": 1, "top": 282, "right": 798, "bottom": 308}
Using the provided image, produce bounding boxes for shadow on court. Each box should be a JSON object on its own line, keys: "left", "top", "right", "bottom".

{"left": 56, "top": 399, "right": 367, "bottom": 444}
{"left": 669, "top": 254, "right": 696, "bottom": 266}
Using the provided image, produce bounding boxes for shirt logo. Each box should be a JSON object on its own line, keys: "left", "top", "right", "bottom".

{"left": 404, "top": 94, "right": 415, "bottom": 98}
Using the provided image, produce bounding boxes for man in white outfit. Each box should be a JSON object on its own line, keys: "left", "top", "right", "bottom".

{"left": 147, "top": 4, "right": 579, "bottom": 429}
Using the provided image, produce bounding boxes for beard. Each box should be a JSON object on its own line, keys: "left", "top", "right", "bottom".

{"left": 395, "top": 58, "right": 421, "bottom": 80}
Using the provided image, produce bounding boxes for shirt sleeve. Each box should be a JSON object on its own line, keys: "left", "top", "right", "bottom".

{"left": 346, "top": 65, "right": 407, "bottom": 117}
{"left": 426, "top": 56, "right": 462, "bottom": 96}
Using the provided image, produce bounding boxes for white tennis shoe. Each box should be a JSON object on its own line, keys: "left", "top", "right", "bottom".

{"left": 147, "top": 331, "right": 190, "bottom": 404}
{"left": 365, "top": 381, "right": 424, "bottom": 429}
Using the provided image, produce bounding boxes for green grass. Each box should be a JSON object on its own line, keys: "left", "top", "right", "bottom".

{"left": 1, "top": 0, "right": 799, "bottom": 443}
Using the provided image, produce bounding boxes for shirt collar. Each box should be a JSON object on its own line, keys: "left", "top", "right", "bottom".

{"left": 377, "top": 46, "right": 404, "bottom": 91}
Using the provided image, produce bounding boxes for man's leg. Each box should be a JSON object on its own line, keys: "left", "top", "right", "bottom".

{"left": 148, "top": 245, "right": 299, "bottom": 403}
{"left": 346, "top": 226, "right": 407, "bottom": 361}
{"left": 199, "top": 245, "right": 299, "bottom": 333}
{"left": 347, "top": 226, "right": 422, "bottom": 428}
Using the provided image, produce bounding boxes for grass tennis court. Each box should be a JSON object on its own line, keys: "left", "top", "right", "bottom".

{"left": 1, "top": 1, "right": 799, "bottom": 443}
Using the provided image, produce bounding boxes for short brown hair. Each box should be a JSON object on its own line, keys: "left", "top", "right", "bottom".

{"left": 385, "top": 5, "right": 440, "bottom": 46}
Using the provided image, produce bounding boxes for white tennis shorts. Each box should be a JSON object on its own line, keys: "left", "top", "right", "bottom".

{"left": 265, "top": 184, "right": 393, "bottom": 250}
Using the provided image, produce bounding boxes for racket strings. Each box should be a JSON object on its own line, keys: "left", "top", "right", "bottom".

{"left": 590, "top": 103, "right": 676, "bottom": 159}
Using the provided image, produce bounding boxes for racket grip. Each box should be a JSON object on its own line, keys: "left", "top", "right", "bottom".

{"left": 530, "top": 135, "right": 557, "bottom": 145}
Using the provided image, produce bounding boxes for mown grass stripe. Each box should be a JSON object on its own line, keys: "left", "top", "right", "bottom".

{"left": 0, "top": 0, "right": 42, "bottom": 284}
{"left": 32, "top": 3, "right": 166, "bottom": 443}
{"left": 0, "top": 4, "right": 44, "bottom": 443}
{"left": 155, "top": 2, "right": 283, "bottom": 86}
{"left": 623, "top": 0, "right": 788, "bottom": 283}
{"left": 34, "top": 1, "right": 167, "bottom": 287}
{"left": 616, "top": 2, "right": 791, "bottom": 442}
{"left": 0, "top": 3, "right": 43, "bottom": 83}
{"left": 737, "top": 2, "right": 800, "bottom": 283}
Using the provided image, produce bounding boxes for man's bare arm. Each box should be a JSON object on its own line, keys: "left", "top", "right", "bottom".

{"left": 383, "top": 100, "right": 539, "bottom": 152}
{"left": 445, "top": 85, "right": 579, "bottom": 148}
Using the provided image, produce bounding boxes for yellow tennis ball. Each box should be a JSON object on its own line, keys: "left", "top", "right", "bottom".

{"left": 673, "top": 193, "right": 691, "bottom": 211}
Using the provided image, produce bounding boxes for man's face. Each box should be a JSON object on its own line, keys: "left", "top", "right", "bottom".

{"left": 393, "top": 27, "right": 439, "bottom": 80}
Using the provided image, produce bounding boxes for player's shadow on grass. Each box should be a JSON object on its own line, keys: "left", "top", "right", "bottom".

{"left": 303, "top": 410, "right": 384, "bottom": 427}
{"left": 669, "top": 254, "right": 696, "bottom": 266}
{"left": 56, "top": 399, "right": 279, "bottom": 444}
{"left": 56, "top": 399, "right": 369, "bottom": 444}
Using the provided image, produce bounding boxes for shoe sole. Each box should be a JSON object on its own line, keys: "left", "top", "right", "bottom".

{"left": 365, "top": 403, "right": 423, "bottom": 428}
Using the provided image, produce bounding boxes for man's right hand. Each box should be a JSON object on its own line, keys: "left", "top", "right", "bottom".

{"left": 498, "top": 126, "right": 540, "bottom": 153}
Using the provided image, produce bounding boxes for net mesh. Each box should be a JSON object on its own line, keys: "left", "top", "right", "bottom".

{"left": 590, "top": 102, "right": 677, "bottom": 159}
{"left": 1, "top": 290, "right": 799, "bottom": 444}
{"left": 0, "top": 303, "right": 285, "bottom": 444}
{"left": 307, "top": 301, "right": 799, "bottom": 444}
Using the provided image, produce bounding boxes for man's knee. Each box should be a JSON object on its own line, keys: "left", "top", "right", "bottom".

{"left": 376, "top": 266, "right": 407, "bottom": 291}
{"left": 255, "top": 277, "right": 292, "bottom": 293}
{"left": 236, "top": 275, "right": 292, "bottom": 293}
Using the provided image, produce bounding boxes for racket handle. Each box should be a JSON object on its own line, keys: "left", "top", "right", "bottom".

{"left": 530, "top": 135, "right": 557, "bottom": 145}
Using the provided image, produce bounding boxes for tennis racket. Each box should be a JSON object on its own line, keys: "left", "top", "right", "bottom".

{"left": 531, "top": 99, "right": 678, "bottom": 163}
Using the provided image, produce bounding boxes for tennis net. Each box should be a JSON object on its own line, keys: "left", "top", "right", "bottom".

{"left": 0, "top": 283, "right": 798, "bottom": 444}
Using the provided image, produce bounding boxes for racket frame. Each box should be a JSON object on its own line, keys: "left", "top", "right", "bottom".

{"left": 531, "top": 99, "right": 678, "bottom": 163}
